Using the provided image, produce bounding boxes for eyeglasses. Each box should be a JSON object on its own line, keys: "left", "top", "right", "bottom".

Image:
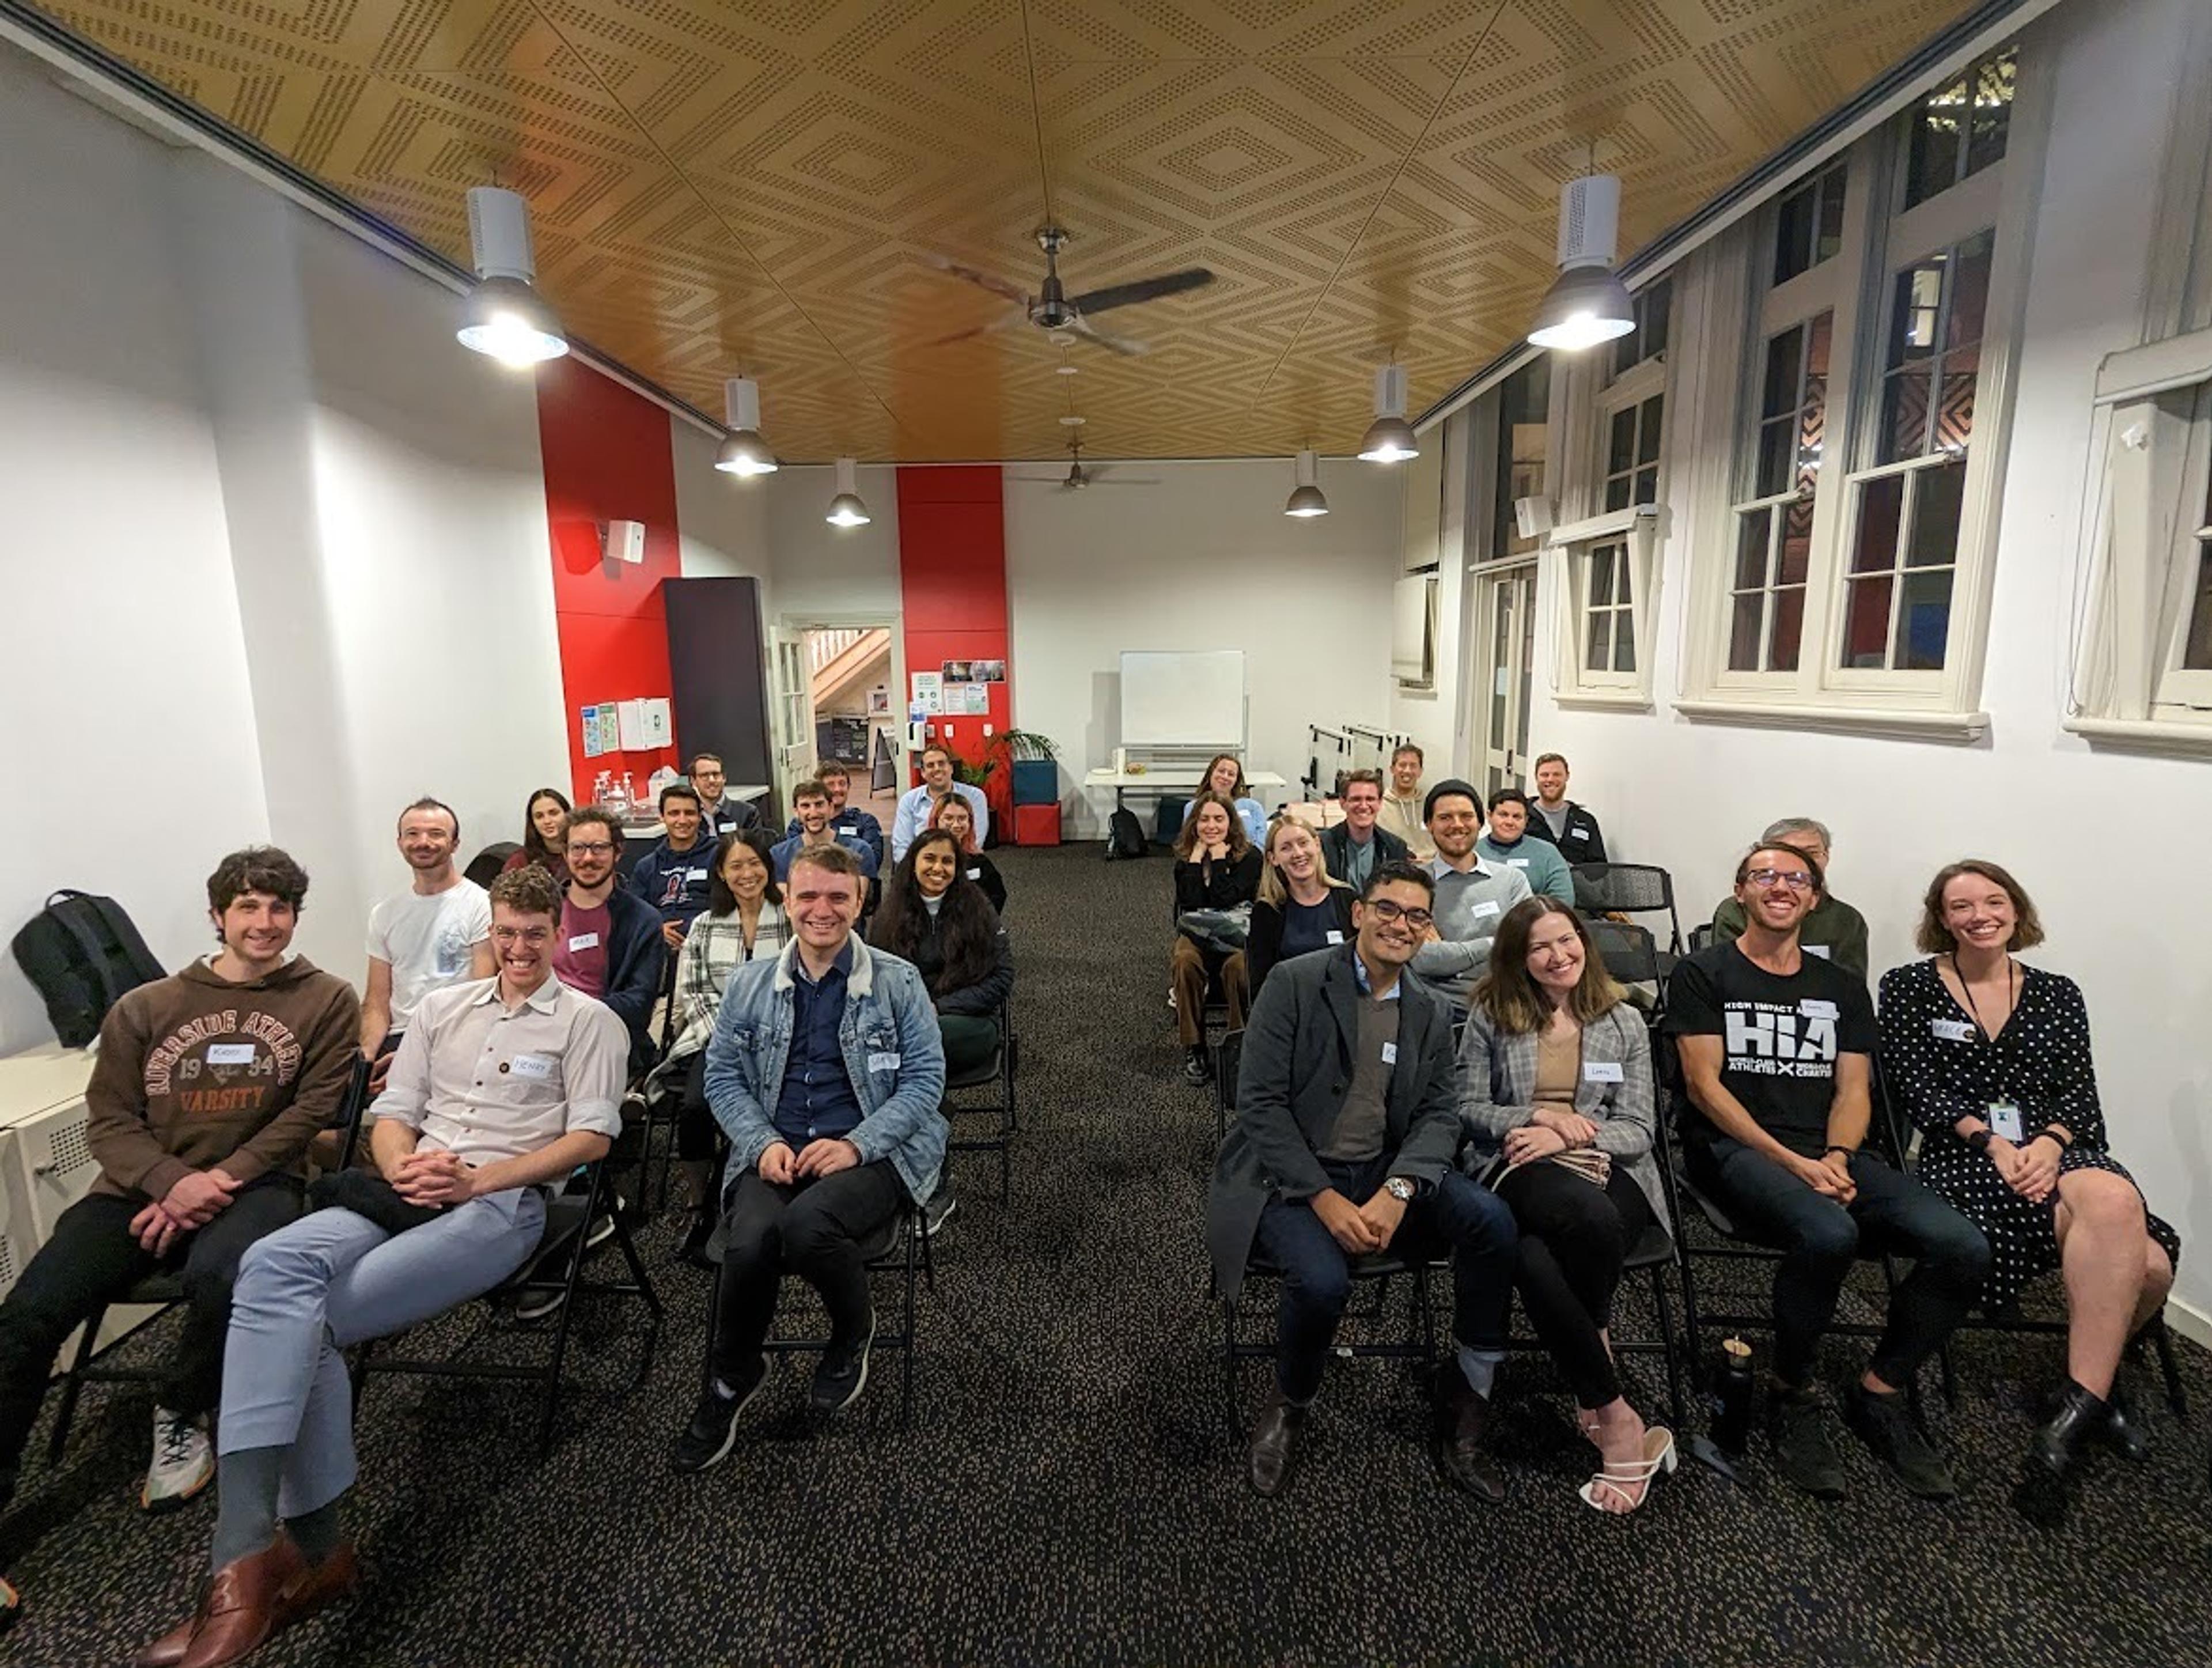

{"left": 490, "top": 926, "right": 553, "bottom": 945}
{"left": 1364, "top": 899, "right": 1435, "bottom": 929}
{"left": 566, "top": 841, "right": 616, "bottom": 857}
{"left": 1745, "top": 868, "right": 1814, "bottom": 892}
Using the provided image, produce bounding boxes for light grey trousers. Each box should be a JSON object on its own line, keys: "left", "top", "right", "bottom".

{"left": 217, "top": 1190, "right": 546, "bottom": 1515}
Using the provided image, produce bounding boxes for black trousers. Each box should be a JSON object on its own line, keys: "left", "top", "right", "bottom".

{"left": 675, "top": 1053, "right": 721, "bottom": 1163}
{"left": 0, "top": 1175, "right": 303, "bottom": 1497}
{"left": 707, "top": 1162, "right": 906, "bottom": 1383}
{"left": 1494, "top": 1162, "right": 1652, "bottom": 1409}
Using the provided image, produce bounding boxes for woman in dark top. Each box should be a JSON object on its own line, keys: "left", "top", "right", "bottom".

{"left": 502, "top": 786, "right": 571, "bottom": 884}
{"left": 1877, "top": 859, "right": 2179, "bottom": 1479}
{"left": 1245, "top": 816, "right": 1353, "bottom": 993}
{"left": 870, "top": 829, "right": 1014, "bottom": 1077}
{"left": 929, "top": 794, "right": 1007, "bottom": 914}
{"left": 1169, "top": 792, "right": 1262, "bottom": 1084}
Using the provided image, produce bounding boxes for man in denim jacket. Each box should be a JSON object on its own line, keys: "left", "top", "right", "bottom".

{"left": 671, "top": 843, "right": 946, "bottom": 1473}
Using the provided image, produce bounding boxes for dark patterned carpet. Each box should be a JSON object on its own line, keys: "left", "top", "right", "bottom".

{"left": 3, "top": 844, "right": 2209, "bottom": 1667}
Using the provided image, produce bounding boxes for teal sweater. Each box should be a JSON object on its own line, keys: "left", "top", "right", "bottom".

{"left": 1475, "top": 833, "right": 1575, "bottom": 903}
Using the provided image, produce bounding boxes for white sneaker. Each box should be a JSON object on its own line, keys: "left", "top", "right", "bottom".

{"left": 142, "top": 1408, "right": 213, "bottom": 1513}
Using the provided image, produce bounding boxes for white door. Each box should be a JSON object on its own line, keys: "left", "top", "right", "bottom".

{"left": 1471, "top": 563, "right": 1538, "bottom": 800}
{"left": 767, "top": 625, "right": 816, "bottom": 820}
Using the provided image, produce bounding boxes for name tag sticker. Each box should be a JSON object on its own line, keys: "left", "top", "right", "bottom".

{"left": 1584, "top": 1061, "right": 1624, "bottom": 1084}
{"left": 1988, "top": 1100, "right": 2025, "bottom": 1143}
{"left": 1571, "top": 825, "right": 1590, "bottom": 839}
{"left": 1931, "top": 1018, "right": 1976, "bottom": 1043}
{"left": 869, "top": 1051, "right": 901, "bottom": 1072}
{"left": 1507, "top": 857, "right": 1529, "bottom": 867}
{"left": 1799, "top": 999, "right": 1839, "bottom": 1019}
{"left": 567, "top": 933, "right": 599, "bottom": 952}
{"left": 1804, "top": 944, "right": 1831, "bottom": 959}
{"left": 839, "top": 824, "right": 857, "bottom": 835}
{"left": 1470, "top": 900, "right": 1501, "bottom": 920}
{"left": 966, "top": 868, "right": 981, "bottom": 879}
{"left": 1324, "top": 930, "right": 1344, "bottom": 945}
{"left": 205, "top": 1043, "right": 256, "bottom": 1065}
{"left": 508, "top": 1053, "right": 555, "bottom": 1081}
{"left": 1381, "top": 1042, "right": 1398, "bottom": 1065}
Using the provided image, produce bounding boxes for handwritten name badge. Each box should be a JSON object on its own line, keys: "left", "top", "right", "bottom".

{"left": 508, "top": 1053, "right": 555, "bottom": 1081}
{"left": 1583, "top": 1061, "right": 1624, "bottom": 1084}
{"left": 206, "top": 1043, "right": 256, "bottom": 1066}
{"left": 1931, "top": 1019, "right": 1976, "bottom": 1042}
{"left": 567, "top": 933, "right": 600, "bottom": 952}
{"left": 1799, "top": 999, "right": 1839, "bottom": 1019}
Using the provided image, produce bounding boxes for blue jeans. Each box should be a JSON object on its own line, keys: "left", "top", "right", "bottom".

{"left": 1690, "top": 1138, "right": 1990, "bottom": 1388}
{"left": 1253, "top": 1158, "right": 1517, "bottom": 1404}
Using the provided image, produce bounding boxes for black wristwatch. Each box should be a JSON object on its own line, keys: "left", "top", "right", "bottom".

{"left": 2031, "top": 1127, "right": 2069, "bottom": 1153}
{"left": 1965, "top": 1128, "right": 1993, "bottom": 1154}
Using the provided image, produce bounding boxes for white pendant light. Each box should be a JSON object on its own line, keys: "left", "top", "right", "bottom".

{"left": 714, "top": 378, "right": 778, "bottom": 476}
{"left": 1284, "top": 449, "right": 1329, "bottom": 517}
{"left": 825, "top": 457, "right": 871, "bottom": 527}
{"left": 455, "top": 186, "right": 569, "bottom": 366}
{"left": 1527, "top": 173, "right": 1635, "bottom": 351}
{"left": 1357, "top": 365, "right": 1419, "bottom": 463}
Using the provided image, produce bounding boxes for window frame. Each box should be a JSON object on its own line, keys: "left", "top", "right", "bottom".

{"left": 1675, "top": 43, "right": 2048, "bottom": 735}
{"left": 1546, "top": 506, "right": 1662, "bottom": 709}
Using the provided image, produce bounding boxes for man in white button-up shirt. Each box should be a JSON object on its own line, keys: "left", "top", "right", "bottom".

{"left": 144, "top": 867, "right": 627, "bottom": 1668}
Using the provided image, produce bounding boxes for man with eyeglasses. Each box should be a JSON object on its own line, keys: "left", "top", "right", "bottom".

{"left": 141, "top": 865, "right": 627, "bottom": 1668}
{"left": 1317, "top": 770, "right": 1406, "bottom": 894}
{"left": 554, "top": 807, "right": 667, "bottom": 1075}
{"left": 1408, "top": 780, "right": 1532, "bottom": 1009}
{"left": 1208, "top": 860, "right": 1518, "bottom": 1501}
{"left": 1710, "top": 816, "right": 1869, "bottom": 979}
{"left": 690, "top": 753, "right": 759, "bottom": 838}
{"left": 1670, "top": 842, "right": 1988, "bottom": 1502}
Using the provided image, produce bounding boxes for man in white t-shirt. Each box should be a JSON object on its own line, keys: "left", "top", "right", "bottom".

{"left": 359, "top": 798, "right": 494, "bottom": 1092}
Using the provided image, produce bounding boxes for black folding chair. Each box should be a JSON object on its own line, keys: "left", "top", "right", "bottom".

{"left": 1220, "top": 1253, "right": 1437, "bottom": 1442}
{"left": 1871, "top": 1066, "right": 2188, "bottom": 1417}
{"left": 463, "top": 842, "right": 520, "bottom": 888}
{"left": 1687, "top": 922, "right": 1719, "bottom": 955}
{"left": 1212, "top": 1028, "right": 1245, "bottom": 1145}
{"left": 944, "top": 1003, "right": 1019, "bottom": 1193}
{"left": 1670, "top": 1052, "right": 1944, "bottom": 1416}
{"left": 46, "top": 1058, "right": 373, "bottom": 1463}
{"left": 354, "top": 1156, "right": 662, "bottom": 1456}
{"left": 758, "top": 1203, "right": 935, "bottom": 1430}
{"left": 1572, "top": 864, "right": 1684, "bottom": 978}
{"left": 1587, "top": 918, "right": 1669, "bottom": 1010}
{"left": 1498, "top": 1094, "right": 1692, "bottom": 1434}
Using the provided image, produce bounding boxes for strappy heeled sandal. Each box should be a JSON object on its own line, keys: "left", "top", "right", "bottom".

{"left": 1578, "top": 1426, "right": 1677, "bottom": 1514}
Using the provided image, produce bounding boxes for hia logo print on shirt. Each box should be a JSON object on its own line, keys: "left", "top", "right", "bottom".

{"left": 1721, "top": 1000, "right": 1840, "bottom": 1080}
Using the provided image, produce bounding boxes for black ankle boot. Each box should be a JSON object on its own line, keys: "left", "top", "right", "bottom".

{"left": 2095, "top": 1387, "right": 2150, "bottom": 1462}
{"left": 2031, "top": 1378, "right": 2107, "bottom": 1479}
{"left": 677, "top": 1209, "right": 717, "bottom": 1270}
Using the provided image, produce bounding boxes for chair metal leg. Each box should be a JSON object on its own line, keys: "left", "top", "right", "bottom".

{"left": 1649, "top": 1264, "right": 1687, "bottom": 1433}
{"left": 2150, "top": 1317, "right": 2189, "bottom": 1418}
{"left": 899, "top": 1220, "right": 918, "bottom": 1432}
{"left": 46, "top": 1307, "right": 107, "bottom": 1465}
{"left": 1222, "top": 1296, "right": 1242, "bottom": 1444}
{"left": 1937, "top": 1340, "right": 1959, "bottom": 1409}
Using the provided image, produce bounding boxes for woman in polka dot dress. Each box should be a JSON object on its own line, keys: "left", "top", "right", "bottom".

{"left": 1877, "top": 858, "right": 2179, "bottom": 1481}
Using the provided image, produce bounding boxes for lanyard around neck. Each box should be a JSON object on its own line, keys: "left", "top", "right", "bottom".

{"left": 1949, "top": 952, "right": 2016, "bottom": 1042}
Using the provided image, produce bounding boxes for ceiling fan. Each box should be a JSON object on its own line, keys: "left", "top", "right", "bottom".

{"left": 929, "top": 227, "right": 1212, "bottom": 356}
{"left": 1011, "top": 438, "right": 1156, "bottom": 491}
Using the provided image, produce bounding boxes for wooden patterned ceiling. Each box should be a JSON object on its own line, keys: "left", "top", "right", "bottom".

{"left": 35, "top": 0, "right": 1982, "bottom": 462}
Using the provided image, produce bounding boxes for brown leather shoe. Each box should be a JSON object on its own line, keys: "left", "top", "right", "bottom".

{"left": 276, "top": 1542, "right": 357, "bottom": 1629}
{"left": 133, "top": 1611, "right": 199, "bottom": 1668}
{"left": 1438, "top": 1375, "right": 1506, "bottom": 1503}
{"left": 1246, "top": 1390, "right": 1306, "bottom": 1497}
{"left": 166, "top": 1538, "right": 304, "bottom": 1668}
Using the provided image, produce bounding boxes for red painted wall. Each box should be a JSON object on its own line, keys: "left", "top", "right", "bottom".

{"left": 537, "top": 357, "right": 683, "bottom": 801}
{"left": 896, "top": 466, "right": 1014, "bottom": 835}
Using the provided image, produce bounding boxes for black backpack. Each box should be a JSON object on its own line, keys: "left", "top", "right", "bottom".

{"left": 1105, "top": 807, "right": 1149, "bottom": 861}
{"left": 10, "top": 890, "right": 166, "bottom": 1047}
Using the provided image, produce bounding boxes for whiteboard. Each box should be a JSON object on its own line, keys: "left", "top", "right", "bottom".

{"left": 1120, "top": 650, "right": 1245, "bottom": 747}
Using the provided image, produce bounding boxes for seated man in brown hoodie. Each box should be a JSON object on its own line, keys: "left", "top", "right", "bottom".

{"left": 0, "top": 848, "right": 358, "bottom": 1546}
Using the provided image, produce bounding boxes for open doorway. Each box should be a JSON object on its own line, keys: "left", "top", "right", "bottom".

{"left": 769, "top": 618, "right": 903, "bottom": 826}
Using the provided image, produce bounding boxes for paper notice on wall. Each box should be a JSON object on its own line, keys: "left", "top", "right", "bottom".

{"left": 581, "top": 705, "right": 605, "bottom": 759}
{"left": 911, "top": 672, "right": 944, "bottom": 714}
{"left": 952, "top": 682, "right": 989, "bottom": 714}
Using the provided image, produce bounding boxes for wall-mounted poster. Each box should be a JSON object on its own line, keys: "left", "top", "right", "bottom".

{"left": 581, "top": 705, "right": 607, "bottom": 758}
{"left": 971, "top": 659, "right": 1006, "bottom": 683}
{"left": 910, "top": 671, "right": 943, "bottom": 714}
{"left": 951, "top": 682, "right": 989, "bottom": 714}
{"left": 941, "top": 660, "right": 972, "bottom": 682}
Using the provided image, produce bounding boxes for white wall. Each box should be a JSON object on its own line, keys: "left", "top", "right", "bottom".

{"left": 1007, "top": 458, "right": 1403, "bottom": 834}
{"left": 0, "top": 53, "right": 267, "bottom": 1049}
{"left": 0, "top": 43, "right": 567, "bottom": 1036}
{"left": 672, "top": 421, "right": 772, "bottom": 587}
{"left": 1482, "top": 0, "right": 2212, "bottom": 1319}
{"left": 763, "top": 463, "right": 902, "bottom": 622}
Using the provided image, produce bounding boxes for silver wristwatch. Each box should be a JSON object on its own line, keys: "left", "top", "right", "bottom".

{"left": 1385, "top": 1177, "right": 1415, "bottom": 1202}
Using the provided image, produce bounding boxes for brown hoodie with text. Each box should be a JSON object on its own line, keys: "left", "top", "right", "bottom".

{"left": 84, "top": 956, "right": 361, "bottom": 1202}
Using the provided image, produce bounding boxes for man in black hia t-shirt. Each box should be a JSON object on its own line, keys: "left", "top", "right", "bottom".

{"left": 1670, "top": 842, "right": 1988, "bottom": 1501}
